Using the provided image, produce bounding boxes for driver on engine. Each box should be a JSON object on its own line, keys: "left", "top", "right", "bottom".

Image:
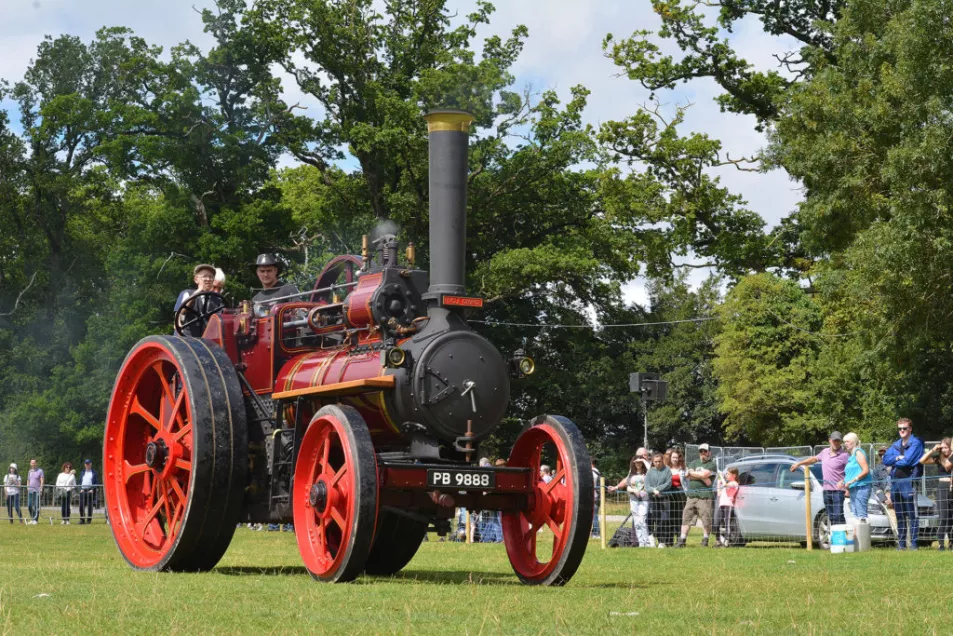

{"left": 175, "top": 264, "right": 224, "bottom": 337}
{"left": 252, "top": 253, "right": 299, "bottom": 317}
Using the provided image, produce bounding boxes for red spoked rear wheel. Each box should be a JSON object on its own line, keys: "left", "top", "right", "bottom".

{"left": 294, "top": 404, "right": 378, "bottom": 582}
{"left": 502, "top": 415, "right": 593, "bottom": 586}
{"left": 103, "top": 336, "right": 246, "bottom": 571}
{"left": 310, "top": 255, "right": 361, "bottom": 303}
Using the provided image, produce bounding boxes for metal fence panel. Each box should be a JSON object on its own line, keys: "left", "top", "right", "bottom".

{"left": 1, "top": 484, "right": 107, "bottom": 524}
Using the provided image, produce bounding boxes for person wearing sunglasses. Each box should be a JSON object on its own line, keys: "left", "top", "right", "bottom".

{"left": 882, "top": 418, "right": 924, "bottom": 550}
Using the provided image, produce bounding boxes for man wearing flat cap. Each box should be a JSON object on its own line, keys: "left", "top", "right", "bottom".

{"left": 174, "top": 264, "right": 225, "bottom": 336}
{"left": 252, "top": 253, "right": 299, "bottom": 316}
{"left": 791, "top": 431, "right": 849, "bottom": 525}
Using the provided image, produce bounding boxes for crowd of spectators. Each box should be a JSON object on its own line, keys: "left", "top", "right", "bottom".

{"left": 603, "top": 418, "right": 953, "bottom": 551}
{"left": 609, "top": 443, "right": 724, "bottom": 548}
{"left": 2, "top": 458, "right": 101, "bottom": 525}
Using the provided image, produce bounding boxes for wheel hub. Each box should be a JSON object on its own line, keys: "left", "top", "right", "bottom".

{"left": 310, "top": 481, "right": 328, "bottom": 512}
{"left": 145, "top": 439, "right": 168, "bottom": 470}
{"left": 147, "top": 430, "right": 183, "bottom": 480}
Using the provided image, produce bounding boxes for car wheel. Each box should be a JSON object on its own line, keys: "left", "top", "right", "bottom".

{"left": 814, "top": 511, "right": 831, "bottom": 550}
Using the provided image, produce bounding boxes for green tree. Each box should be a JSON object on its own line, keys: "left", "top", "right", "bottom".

{"left": 713, "top": 273, "right": 823, "bottom": 444}
{"left": 0, "top": 25, "right": 292, "bottom": 466}
{"left": 630, "top": 275, "right": 724, "bottom": 447}
{"left": 603, "top": 0, "right": 841, "bottom": 130}
{"left": 768, "top": 0, "right": 953, "bottom": 440}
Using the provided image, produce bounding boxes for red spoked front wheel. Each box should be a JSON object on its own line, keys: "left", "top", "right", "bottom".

{"left": 294, "top": 404, "right": 378, "bottom": 582}
{"left": 103, "top": 336, "right": 246, "bottom": 571}
{"left": 503, "top": 415, "right": 593, "bottom": 586}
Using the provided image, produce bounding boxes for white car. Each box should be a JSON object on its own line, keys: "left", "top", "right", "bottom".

{"left": 723, "top": 456, "right": 937, "bottom": 548}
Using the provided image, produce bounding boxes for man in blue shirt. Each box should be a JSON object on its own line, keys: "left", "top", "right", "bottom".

{"left": 882, "top": 418, "right": 924, "bottom": 550}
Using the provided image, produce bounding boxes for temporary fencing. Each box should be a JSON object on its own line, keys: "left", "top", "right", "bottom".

{"left": 2, "top": 484, "right": 107, "bottom": 525}
{"left": 600, "top": 451, "right": 953, "bottom": 550}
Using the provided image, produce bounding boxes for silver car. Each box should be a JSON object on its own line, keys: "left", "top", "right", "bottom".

{"left": 724, "top": 456, "right": 938, "bottom": 548}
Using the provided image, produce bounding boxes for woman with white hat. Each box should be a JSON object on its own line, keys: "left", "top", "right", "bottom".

{"left": 4, "top": 463, "right": 24, "bottom": 524}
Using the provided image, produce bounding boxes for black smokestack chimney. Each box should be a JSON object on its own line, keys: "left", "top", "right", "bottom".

{"left": 423, "top": 109, "right": 474, "bottom": 300}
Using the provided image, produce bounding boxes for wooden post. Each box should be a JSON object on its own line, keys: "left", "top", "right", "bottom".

{"left": 804, "top": 466, "right": 813, "bottom": 551}
{"left": 465, "top": 510, "right": 472, "bottom": 544}
{"left": 600, "top": 476, "right": 607, "bottom": 549}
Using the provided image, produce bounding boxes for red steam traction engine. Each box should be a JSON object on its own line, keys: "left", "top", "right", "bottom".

{"left": 103, "top": 110, "right": 594, "bottom": 585}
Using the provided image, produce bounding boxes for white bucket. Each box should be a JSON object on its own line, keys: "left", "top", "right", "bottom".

{"left": 830, "top": 524, "right": 855, "bottom": 553}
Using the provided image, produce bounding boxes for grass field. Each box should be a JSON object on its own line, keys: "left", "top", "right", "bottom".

{"left": 0, "top": 520, "right": 947, "bottom": 635}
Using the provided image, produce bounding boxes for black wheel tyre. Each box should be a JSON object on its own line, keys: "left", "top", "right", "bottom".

{"left": 364, "top": 510, "right": 428, "bottom": 576}
{"left": 814, "top": 511, "right": 831, "bottom": 550}
{"left": 104, "top": 335, "right": 247, "bottom": 572}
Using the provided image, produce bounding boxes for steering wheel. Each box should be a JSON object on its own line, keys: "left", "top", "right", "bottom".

{"left": 174, "top": 291, "right": 225, "bottom": 337}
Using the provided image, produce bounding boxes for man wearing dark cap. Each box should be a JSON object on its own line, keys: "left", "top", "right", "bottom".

{"left": 252, "top": 253, "right": 299, "bottom": 316}
{"left": 791, "top": 431, "right": 849, "bottom": 525}
{"left": 78, "top": 459, "right": 99, "bottom": 525}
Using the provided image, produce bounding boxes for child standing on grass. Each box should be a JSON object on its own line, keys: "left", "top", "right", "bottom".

{"left": 609, "top": 457, "right": 650, "bottom": 547}
{"left": 715, "top": 467, "right": 740, "bottom": 547}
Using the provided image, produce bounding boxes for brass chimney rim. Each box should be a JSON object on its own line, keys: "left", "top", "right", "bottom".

{"left": 424, "top": 109, "right": 475, "bottom": 133}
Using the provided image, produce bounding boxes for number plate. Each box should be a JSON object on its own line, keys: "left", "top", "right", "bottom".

{"left": 427, "top": 468, "right": 496, "bottom": 490}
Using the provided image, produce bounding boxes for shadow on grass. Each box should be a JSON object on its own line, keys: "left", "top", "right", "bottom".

{"left": 216, "top": 565, "right": 309, "bottom": 576}
{"left": 371, "top": 569, "right": 519, "bottom": 585}
{"left": 380, "top": 569, "right": 650, "bottom": 589}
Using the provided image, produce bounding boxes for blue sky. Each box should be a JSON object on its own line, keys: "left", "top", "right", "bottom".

{"left": 0, "top": 0, "right": 803, "bottom": 304}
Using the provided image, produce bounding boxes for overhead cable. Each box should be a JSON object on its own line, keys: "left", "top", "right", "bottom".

{"left": 468, "top": 317, "right": 716, "bottom": 329}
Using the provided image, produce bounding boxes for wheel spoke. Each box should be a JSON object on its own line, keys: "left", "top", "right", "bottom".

{"left": 329, "top": 502, "right": 347, "bottom": 530}
{"left": 314, "top": 430, "right": 331, "bottom": 476}
{"left": 168, "top": 477, "right": 188, "bottom": 508}
{"left": 148, "top": 470, "right": 158, "bottom": 505}
{"left": 139, "top": 492, "right": 167, "bottom": 532}
{"left": 521, "top": 517, "right": 537, "bottom": 557}
{"left": 530, "top": 448, "right": 542, "bottom": 481}
{"left": 544, "top": 514, "right": 561, "bottom": 536}
{"left": 141, "top": 469, "right": 153, "bottom": 500}
{"left": 173, "top": 423, "right": 192, "bottom": 442}
{"left": 321, "top": 430, "right": 333, "bottom": 469}
{"left": 130, "top": 396, "right": 160, "bottom": 431}
{"left": 174, "top": 458, "right": 192, "bottom": 472}
{"left": 166, "top": 388, "right": 186, "bottom": 433}
{"left": 330, "top": 464, "right": 348, "bottom": 487}
{"left": 543, "top": 469, "right": 565, "bottom": 494}
{"left": 169, "top": 501, "right": 185, "bottom": 536}
{"left": 123, "top": 461, "right": 151, "bottom": 484}
{"left": 161, "top": 483, "right": 173, "bottom": 529}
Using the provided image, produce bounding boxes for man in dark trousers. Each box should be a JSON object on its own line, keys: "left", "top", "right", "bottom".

{"left": 252, "top": 253, "right": 299, "bottom": 317}
{"left": 883, "top": 418, "right": 924, "bottom": 550}
{"left": 591, "top": 459, "right": 602, "bottom": 539}
{"left": 790, "top": 431, "right": 849, "bottom": 525}
{"left": 78, "top": 459, "right": 99, "bottom": 525}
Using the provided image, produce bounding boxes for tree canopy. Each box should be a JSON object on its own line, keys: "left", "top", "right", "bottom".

{"left": 5, "top": 0, "right": 953, "bottom": 476}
